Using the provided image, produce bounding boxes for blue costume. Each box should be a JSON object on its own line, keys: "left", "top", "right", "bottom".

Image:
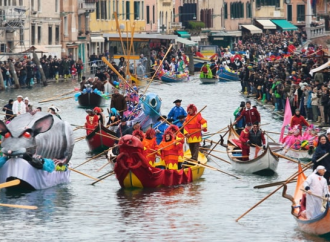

{"left": 153, "top": 121, "right": 169, "bottom": 145}
{"left": 168, "top": 106, "right": 187, "bottom": 121}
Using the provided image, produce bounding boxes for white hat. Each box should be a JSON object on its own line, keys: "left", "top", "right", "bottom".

{"left": 17, "top": 95, "right": 23, "bottom": 98}
{"left": 24, "top": 97, "right": 29, "bottom": 101}
{"left": 327, "top": 128, "right": 330, "bottom": 134}
{"left": 48, "top": 105, "right": 60, "bottom": 113}
{"left": 314, "top": 165, "right": 326, "bottom": 173}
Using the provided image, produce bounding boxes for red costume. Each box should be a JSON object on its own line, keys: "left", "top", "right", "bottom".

{"left": 290, "top": 115, "right": 309, "bottom": 130}
{"left": 236, "top": 107, "right": 261, "bottom": 125}
{"left": 166, "top": 125, "right": 184, "bottom": 165}
{"left": 85, "top": 114, "right": 99, "bottom": 135}
{"left": 239, "top": 127, "right": 250, "bottom": 161}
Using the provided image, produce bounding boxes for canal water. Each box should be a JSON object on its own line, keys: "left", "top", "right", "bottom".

{"left": 0, "top": 79, "right": 326, "bottom": 241}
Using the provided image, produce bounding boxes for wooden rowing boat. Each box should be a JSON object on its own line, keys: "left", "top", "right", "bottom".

{"left": 218, "top": 69, "right": 239, "bottom": 82}
{"left": 78, "top": 92, "right": 105, "bottom": 107}
{"left": 161, "top": 74, "right": 187, "bottom": 83}
{"left": 226, "top": 125, "right": 279, "bottom": 175}
{"left": 283, "top": 148, "right": 312, "bottom": 162}
{"left": 86, "top": 125, "right": 117, "bottom": 153}
{"left": 282, "top": 164, "right": 330, "bottom": 236}
{"left": 114, "top": 135, "right": 206, "bottom": 188}
{"left": 200, "top": 78, "right": 218, "bottom": 84}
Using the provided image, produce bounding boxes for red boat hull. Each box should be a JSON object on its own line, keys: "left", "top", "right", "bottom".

{"left": 86, "top": 125, "right": 117, "bottom": 153}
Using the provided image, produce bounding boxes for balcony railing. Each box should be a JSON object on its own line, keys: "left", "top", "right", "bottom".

{"left": 309, "top": 25, "right": 326, "bottom": 39}
{"left": 78, "top": 0, "right": 96, "bottom": 14}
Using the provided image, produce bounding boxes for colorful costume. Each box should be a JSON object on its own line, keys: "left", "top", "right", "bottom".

{"left": 85, "top": 113, "right": 99, "bottom": 135}
{"left": 290, "top": 114, "right": 309, "bottom": 131}
{"left": 157, "top": 130, "right": 182, "bottom": 170}
{"left": 200, "top": 64, "right": 212, "bottom": 78}
{"left": 142, "top": 129, "right": 157, "bottom": 167}
{"left": 166, "top": 125, "right": 184, "bottom": 168}
{"left": 235, "top": 107, "right": 261, "bottom": 125}
{"left": 239, "top": 127, "right": 250, "bottom": 161}
{"left": 183, "top": 104, "right": 207, "bottom": 161}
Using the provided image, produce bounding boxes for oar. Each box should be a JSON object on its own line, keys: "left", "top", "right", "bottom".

{"left": 68, "top": 167, "right": 100, "bottom": 182}
{"left": 0, "top": 203, "right": 38, "bottom": 210}
{"left": 254, "top": 179, "right": 297, "bottom": 189}
{"left": 207, "top": 153, "right": 231, "bottom": 164}
{"left": 0, "top": 179, "right": 20, "bottom": 189}
{"left": 73, "top": 147, "right": 114, "bottom": 169}
{"left": 272, "top": 152, "right": 310, "bottom": 167}
{"left": 91, "top": 171, "right": 115, "bottom": 185}
{"left": 97, "top": 170, "right": 114, "bottom": 179}
{"left": 184, "top": 157, "right": 240, "bottom": 179}
{"left": 177, "top": 105, "right": 207, "bottom": 136}
{"left": 97, "top": 157, "right": 115, "bottom": 172}
{"left": 300, "top": 189, "right": 329, "bottom": 201}
{"left": 265, "top": 132, "right": 276, "bottom": 143}
{"left": 235, "top": 153, "right": 329, "bottom": 222}
{"left": 265, "top": 131, "right": 281, "bottom": 135}
{"left": 199, "top": 147, "right": 227, "bottom": 153}
{"left": 206, "top": 129, "right": 229, "bottom": 158}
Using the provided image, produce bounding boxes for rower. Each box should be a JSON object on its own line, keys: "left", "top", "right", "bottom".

{"left": 85, "top": 109, "right": 98, "bottom": 135}
{"left": 249, "top": 122, "right": 266, "bottom": 159}
{"left": 291, "top": 109, "right": 309, "bottom": 133}
{"left": 233, "top": 101, "right": 246, "bottom": 135}
{"left": 167, "top": 99, "right": 187, "bottom": 122}
{"left": 233, "top": 101, "right": 261, "bottom": 126}
{"left": 239, "top": 123, "right": 252, "bottom": 161}
{"left": 303, "top": 165, "right": 329, "bottom": 219}
{"left": 93, "top": 107, "right": 105, "bottom": 126}
{"left": 153, "top": 115, "right": 169, "bottom": 145}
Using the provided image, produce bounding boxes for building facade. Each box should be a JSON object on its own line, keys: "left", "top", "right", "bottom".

{"left": 145, "top": 0, "right": 157, "bottom": 32}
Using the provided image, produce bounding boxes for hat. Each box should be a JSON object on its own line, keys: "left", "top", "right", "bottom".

{"left": 240, "top": 101, "right": 245, "bottom": 108}
{"left": 157, "top": 115, "right": 167, "bottom": 121}
{"left": 17, "top": 95, "right": 23, "bottom": 98}
{"left": 49, "top": 105, "right": 60, "bottom": 113}
{"left": 24, "top": 97, "right": 29, "bottom": 101}
{"left": 314, "top": 165, "right": 326, "bottom": 173}
{"left": 86, "top": 109, "right": 93, "bottom": 113}
{"left": 327, "top": 128, "right": 330, "bottom": 134}
{"left": 173, "top": 99, "right": 182, "bottom": 103}
{"left": 246, "top": 123, "right": 252, "bottom": 127}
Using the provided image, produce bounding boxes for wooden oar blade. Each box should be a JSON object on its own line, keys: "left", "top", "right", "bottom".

{"left": 254, "top": 179, "right": 297, "bottom": 189}
{"left": 0, "top": 179, "right": 20, "bottom": 189}
{"left": 0, "top": 203, "right": 38, "bottom": 209}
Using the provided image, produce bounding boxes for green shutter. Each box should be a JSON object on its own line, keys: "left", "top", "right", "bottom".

{"left": 287, "top": 5, "right": 292, "bottom": 21}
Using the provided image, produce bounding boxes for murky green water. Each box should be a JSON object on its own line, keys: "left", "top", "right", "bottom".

{"left": 0, "top": 79, "right": 327, "bottom": 241}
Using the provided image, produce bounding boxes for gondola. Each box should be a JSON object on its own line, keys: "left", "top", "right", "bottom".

{"left": 78, "top": 92, "right": 106, "bottom": 107}
{"left": 86, "top": 125, "right": 117, "bottom": 153}
{"left": 200, "top": 78, "right": 218, "bottom": 84}
{"left": 283, "top": 148, "right": 312, "bottom": 162}
{"left": 218, "top": 70, "right": 239, "bottom": 82}
{"left": 161, "top": 74, "right": 187, "bottom": 83}
{"left": 226, "top": 125, "right": 279, "bottom": 175}
{"left": 282, "top": 164, "right": 330, "bottom": 236}
{"left": 114, "top": 135, "right": 206, "bottom": 188}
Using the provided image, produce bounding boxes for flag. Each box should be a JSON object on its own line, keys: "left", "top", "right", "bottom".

{"left": 279, "top": 98, "right": 292, "bottom": 143}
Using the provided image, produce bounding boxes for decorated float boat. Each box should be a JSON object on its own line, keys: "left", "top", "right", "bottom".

{"left": 86, "top": 125, "right": 117, "bottom": 153}
{"left": 226, "top": 125, "right": 278, "bottom": 175}
{"left": 282, "top": 164, "right": 330, "bottom": 236}
{"left": 114, "top": 135, "right": 207, "bottom": 188}
{"left": 0, "top": 112, "right": 74, "bottom": 190}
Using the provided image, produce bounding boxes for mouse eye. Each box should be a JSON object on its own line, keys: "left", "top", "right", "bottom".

{"left": 23, "top": 132, "right": 31, "bottom": 138}
{"left": 4, "top": 132, "right": 11, "bottom": 138}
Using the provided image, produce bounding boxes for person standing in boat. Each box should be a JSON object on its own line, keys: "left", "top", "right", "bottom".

{"left": 166, "top": 125, "right": 185, "bottom": 169}
{"left": 249, "top": 122, "right": 266, "bottom": 159}
{"left": 116, "top": 117, "right": 129, "bottom": 138}
{"left": 12, "top": 95, "right": 26, "bottom": 116}
{"left": 85, "top": 109, "right": 99, "bottom": 135}
{"left": 153, "top": 115, "right": 169, "bottom": 145}
{"left": 2, "top": 99, "right": 14, "bottom": 122}
{"left": 290, "top": 109, "right": 309, "bottom": 132}
{"left": 312, "top": 134, "right": 330, "bottom": 184}
{"left": 107, "top": 108, "right": 121, "bottom": 132}
{"left": 239, "top": 123, "right": 252, "bottom": 161}
{"left": 93, "top": 107, "right": 105, "bottom": 126}
{"left": 210, "top": 59, "right": 218, "bottom": 78}
{"left": 142, "top": 129, "right": 157, "bottom": 167}
{"left": 168, "top": 99, "right": 187, "bottom": 122}
{"left": 303, "top": 165, "right": 329, "bottom": 219}
{"left": 156, "top": 130, "right": 182, "bottom": 170}
{"left": 183, "top": 104, "right": 207, "bottom": 161}
{"left": 233, "top": 101, "right": 246, "bottom": 135}
{"left": 233, "top": 101, "right": 261, "bottom": 126}
{"left": 111, "top": 88, "right": 127, "bottom": 118}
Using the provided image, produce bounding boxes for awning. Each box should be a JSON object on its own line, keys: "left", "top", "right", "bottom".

{"left": 271, "top": 19, "right": 298, "bottom": 31}
{"left": 190, "top": 36, "right": 201, "bottom": 42}
{"left": 241, "top": 25, "right": 262, "bottom": 34}
{"left": 22, "top": 45, "right": 48, "bottom": 53}
{"left": 176, "top": 31, "right": 191, "bottom": 38}
{"left": 91, "top": 36, "right": 105, "bottom": 43}
{"left": 176, "top": 37, "right": 197, "bottom": 46}
{"left": 256, "top": 20, "right": 276, "bottom": 29}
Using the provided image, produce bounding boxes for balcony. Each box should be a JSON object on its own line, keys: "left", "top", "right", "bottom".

{"left": 78, "top": 0, "right": 97, "bottom": 15}
{"left": 309, "top": 25, "right": 326, "bottom": 39}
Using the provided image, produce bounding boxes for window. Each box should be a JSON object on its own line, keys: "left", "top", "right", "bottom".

{"left": 141, "top": 1, "right": 143, "bottom": 20}
{"left": 19, "top": 0, "right": 22, "bottom": 6}
{"left": 64, "top": 16, "right": 68, "bottom": 36}
{"left": 126, "top": 1, "right": 130, "bottom": 20}
{"left": 122, "top": 1, "right": 124, "bottom": 20}
{"left": 19, "top": 28, "right": 24, "bottom": 45}
{"left": 134, "top": 1, "right": 140, "bottom": 20}
{"left": 146, "top": 6, "right": 150, "bottom": 24}
{"left": 246, "top": 2, "right": 251, "bottom": 18}
{"left": 101, "top": 0, "right": 107, "bottom": 19}
{"left": 224, "top": 2, "right": 227, "bottom": 19}
{"left": 31, "top": 25, "right": 35, "bottom": 45}
{"left": 55, "top": 26, "right": 59, "bottom": 44}
{"left": 113, "top": 0, "right": 115, "bottom": 19}
{"left": 38, "top": 26, "right": 41, "bottom": 44}
{"left": 287, "top": 4, "right": 292, "bottom": 21}
{"left": 12, "top": 0, "right": 16, "bottom": 5}
{"left": 96, "top": 2, "right": 100, "bottom": 19}
{"left": 0, "top": 44, "right": 6, "bottom": 52}
{"left": 31, "top": 0, "right": 34, "bottom": 10}
{"left": 48, "top": 26, "right": 52, "bottom": 45}
{"left": 38, "top": 0, "right": 41, "bottom": 11}
{"left": 55, "top": 0, "right": 58, "bottom": 12}
{"left": 297, "top": 5, "right": 305, "bottom": 22}
{"left": 152, "top": 5, "right": 155, "bottom": 23}
{"left": 173, "top": 8, "right": 175, "bottom": 22}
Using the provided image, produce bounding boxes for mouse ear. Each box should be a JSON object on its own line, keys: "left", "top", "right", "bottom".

{"left": 0, "top": 120, "right": 9, "bottom": 136}
{"left": 31, "top": 114, "right": 54, "bottom": 137}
